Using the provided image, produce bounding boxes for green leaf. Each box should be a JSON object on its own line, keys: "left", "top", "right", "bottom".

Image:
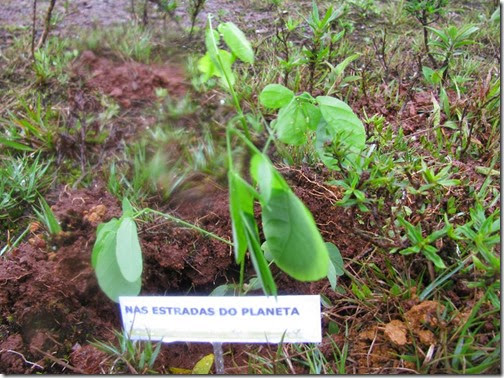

{"left": 39, "top": 197, "right": 62, "bottom": 234}
{"left": 262, "top": 188, "right": 329, "bottom": 281}
{"left": 116, "top": 217, "right": 143, "bottom": 282}
{"left": 326, "top": 242, "right": 344, "bottom": 275}
{"left": 316, "top": 96, "right": 365, "bottom": 158}
{"left": 95, "top": 229, "right": 142, "bottom": 302}
{"left": 423, "top": 246, "right": 446, "bottom": 269}
{"left": 259, "top": 84, "right": 294, "bottom": 109}
{"left": 228, "top": 171, "right": 254, "bottom": 263}
{"left": 332, "top": 53, "right": 360, "bottom": 80}
{"left": 315, "top": 118, "right": 340, "bottom": 170}
{"left": 198, "top": 49, "right": 236, "bottom": 88}
{"left": 0, "top": 137, "right": 34, "bottom": 151}
{"left": 122, "top": 197, "right": 134, "bottom": 217}
{"left": 326, "top": 242, "right": 344, "bottom": 291}
{"left": 192, "top": 354, "right": 215, "bottom": 374}
{"left": 205, "top": 26, "right": 220, "bottom": 62}
{"left": 274, "top": 98, "right": 320, "bottom": 145}
{"left": 250, "top": 153, "right": 284, "bottom": 202}
{"left": 218, "top": 22, "right": 254, "bottom": 64}
{"left": 197, "top": 53, "right": 218, "bottom": 81}
{"left": 241, "top": 212, "right": 277, "bottom": 295}
{"left": 92, "top": 218, "right": 120, "bottom": 268}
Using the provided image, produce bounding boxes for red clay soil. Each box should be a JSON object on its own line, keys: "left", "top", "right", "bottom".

{"left": 72, "top": 50, "right": 187, "bottom": 108}
{"left": 0, "top": 168, "right": 371, "bottom": 374}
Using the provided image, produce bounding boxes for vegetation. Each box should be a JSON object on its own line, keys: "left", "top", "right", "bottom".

{"left": 0, "top": 0, "right": 499, "bottom": 374}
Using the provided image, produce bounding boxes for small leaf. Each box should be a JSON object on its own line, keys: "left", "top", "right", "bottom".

{"left": 326, "top": 242, "right": 344, "bottom": 291}
{"left": 218, "top": 22, "right": 254, "bottom": 63}
{"left": 259, "top": 84, "right": 294, "bottom": 109}
{"left": 209, "top": 284, "right": 233, "bottom": 296}
{"left": 122, "top": 197, "right": 134, "bottom": 217}
{"left": 169, "top": 367, "right": 192, "bottom": 375}
{"left": 192, "top": 353, "right": 215, "bottom": 374}
{"left": 116, "top": 217, "right": 143, "bottom": 282}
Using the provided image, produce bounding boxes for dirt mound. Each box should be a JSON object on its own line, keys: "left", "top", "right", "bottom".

{"left": 0, "top": 168, "right": 370, "bottom": 373}
{"left": 0, "top": 183, "right": 235, "bottom": 373}
{"left": 73, "top": 50, "right": 186, "bottom": 107}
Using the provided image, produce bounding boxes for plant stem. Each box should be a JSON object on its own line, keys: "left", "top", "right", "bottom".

{"left": 31, "top": 0, "right": 37, "bottom": 58}
{"left": 35, "top": 0, "right": 57, "bottom": 50}
{"left": 134, "top": 208, "right": 233, "bottom": 246}
{"left": 207, "top": 15, "right": 251, "bottom": 140}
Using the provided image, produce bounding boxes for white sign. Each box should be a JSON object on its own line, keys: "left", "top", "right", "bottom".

{"left": 119, "top": 295, "right": 321, "bottom": 343}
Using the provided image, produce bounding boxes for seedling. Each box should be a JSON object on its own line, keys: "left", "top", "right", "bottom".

{"left": 396, "top": 215, "right": 451, "bottom": 269}
{"left": 33, "top": 196, "right": 62, "bottom": 235}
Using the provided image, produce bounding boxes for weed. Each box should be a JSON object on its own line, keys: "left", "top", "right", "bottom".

{"left": 92, "top": 329, "right": 162, "bottom": 374}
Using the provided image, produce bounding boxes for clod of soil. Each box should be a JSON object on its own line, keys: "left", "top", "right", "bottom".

{"left": 73, "top": 50, "right": 186, "bottom": 107}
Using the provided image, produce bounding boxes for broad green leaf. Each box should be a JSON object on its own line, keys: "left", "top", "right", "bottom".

{"left": 241, "top": 212, "right": 277, "bottom": 295}
{"left": 259, "top": 84, "right": 294, "bottom": 109}
{"left": 316, "top": 96, "right": 365, "bottom": 157}
{"left": 92, "top": 231, "right": 116, "bottom": 268}
{"left": 192, "top": 353, "right": 215, "bottom": 374}
{"left": 116, "top": 217, "right": 143, "bottom": 282}
{"left": 228, "top": 171, "right": 254, "bottom": 263}
{"left": 218, "top": 22, "right": 254, "bottom": 64}
{"left": 262, "top": 188, "right": 329, "bottom": 281}
{"left": 95, "top": 229, "right": 141, "bottom": 302}
{"left": 274, "top": 98, "right": 320, "bottom": 145}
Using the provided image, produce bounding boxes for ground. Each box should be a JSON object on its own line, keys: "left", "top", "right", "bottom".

{"left": 0, "top": 0, "right": 500, "bottom": 374}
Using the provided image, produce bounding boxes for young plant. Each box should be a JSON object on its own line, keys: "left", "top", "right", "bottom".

{"left": 303, "top": 1, "right": 344, "bottom": 92}
{"left": 259, "top": 83, "right": 366, "bottom": 168}
{"left": 404, "top": 0, "right": 448, "bottom": 68}
{"left": 92, "top": 329, "right": 163, "bottom": 374}
{"left": 426, "top": 24, "right": 479, "bottom": 84}
{"left": 455, "top": 204, "right": 500, "bottom": 275}
{"left": 397, "top": 216, "right": 451, "bottom": 269}
{"left": 188, "top": 0, "right": 207, "bottom": 40}
{"left": 92, "top": 198, "right": 143, "bottom": 302}
{"left": 33, "top": 196, "right": 62, "bottom": 235}
{"left": 200, "top": 16, "right": 335, "bottom": 294}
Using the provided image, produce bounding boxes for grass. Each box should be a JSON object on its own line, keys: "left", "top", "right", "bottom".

{"left": 0, "top": 0, "right": 500, "bottom": 374}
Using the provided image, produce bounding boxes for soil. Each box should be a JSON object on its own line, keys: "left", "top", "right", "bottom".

{"left": 0, "top": 0, "right": 498, "bottom": 375}
{"left": 73, "top": 50, "right": 187, "bottom": 108}
{"left": 0, "top": 167, "right": 370, "bottom": 373}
